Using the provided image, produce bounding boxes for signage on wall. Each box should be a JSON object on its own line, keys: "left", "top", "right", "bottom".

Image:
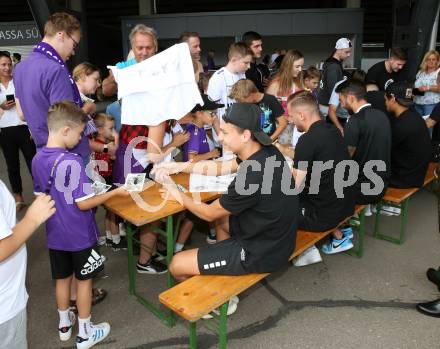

{"left": 0, "top": 22, "right": 41, "bottom": 46}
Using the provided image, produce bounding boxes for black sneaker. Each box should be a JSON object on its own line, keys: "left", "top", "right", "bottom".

{"left": 206, "top": 230, "right": 217, "bottom": 244}
{"left": 136, "top": 259, "right": 168, "bottom": 274}
{"left": 112, "top": 237, "right": 128, "bottom": 251}
{"left": 153, "top": 248, "right": 167, "bottom": 262}
{"left": 105, "top": 238, "right": 113, "bottom": 247}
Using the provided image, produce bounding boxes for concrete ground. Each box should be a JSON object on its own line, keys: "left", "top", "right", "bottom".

{"left": 2, "top": 152, "right": 440, "bottom": 349}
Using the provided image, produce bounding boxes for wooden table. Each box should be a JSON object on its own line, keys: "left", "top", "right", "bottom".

{"left": 104, "top": 173, "right": 220, "bottom": 326}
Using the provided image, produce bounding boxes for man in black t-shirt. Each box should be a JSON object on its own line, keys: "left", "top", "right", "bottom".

{"left": 337, "top": 79, "right": 391, "bottom": 205}
{"left": 384, "top": 82, "right": 431, "bottom": 188}
{"left": 242, "top": 31, "right": 266, "bottom": 92}
{"left": 154, "top": 103, "right": 298, "bottom": 286}
{"left": 366, "top": 48, "right": 407, "bottom": 91}
{"left": 317, "top": 38, "right": 352, "bottom": 119}
{"left": 284, "top": 91, "right": 355, "bottom": 260}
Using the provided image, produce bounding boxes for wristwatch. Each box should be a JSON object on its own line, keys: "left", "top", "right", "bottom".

{"left": 103, "top": 144, "right": 109, "bottom": 153}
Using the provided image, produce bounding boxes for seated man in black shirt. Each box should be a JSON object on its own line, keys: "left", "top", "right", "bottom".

{"left": 384, "top": 82, "right": 432, "bottom": 188}
{"left": 337, "top": 79, "right": 392, "bottom": 213}
{"left": 283, "top": 91, "right": 356, "bottom": 261}
{"left": 153, "top": 103, "right": 298, "bottom": 315}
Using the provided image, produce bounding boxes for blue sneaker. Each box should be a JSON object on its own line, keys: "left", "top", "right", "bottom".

{"left": 340, "top": 227, "right": 353, "bottom": 239}
{"left": 321, "top": 237, "right": 353, "bottom": 254}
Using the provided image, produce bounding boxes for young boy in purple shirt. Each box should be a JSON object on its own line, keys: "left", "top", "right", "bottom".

{"left": 175, "top": 94, "right": 223, "bottom": 252}
{"left": 183, "top": 94, "right": 223, "bottom": 162}
{"left": 31, "top": 101, "right": 129, "bottom": 349}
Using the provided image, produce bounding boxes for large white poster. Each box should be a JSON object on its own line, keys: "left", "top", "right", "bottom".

{"left": 109, "top": 43, "right": 203, "bottom": 126}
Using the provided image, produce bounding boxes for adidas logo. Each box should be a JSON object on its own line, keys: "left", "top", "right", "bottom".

{"left": 80, "top": 249, "right": 103, "bottom": 276}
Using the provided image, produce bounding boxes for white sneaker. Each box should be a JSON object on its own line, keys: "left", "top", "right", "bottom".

{"left": 372, "top": 204, "right": 400, "bottom": 216}
{"left": 293, "top": 245, "right": 322, "bottom": 267}
{"left": 364, "top": 204, "right": 373, "bottom": 217}
{"left": 76, "top": 322, "right": 110, "bottom": 349}
{"left": 202, "top": 296, "right": 239, "bottom": 319}
{"left": 381, "top": 205, "right": 401, "bottom": 216}
{"left": 97, "top": 236, "right": 106, "bottom": 246}
{"left": 119, "top": 223, "right": 126, "bottom": 237}
{"left": 59, "top": 310, "right": 76, "bottom": 341}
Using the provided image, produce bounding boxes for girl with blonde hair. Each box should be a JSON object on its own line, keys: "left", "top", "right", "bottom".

{"left": 266, "top": 50, "right": 304, "bottom": 144}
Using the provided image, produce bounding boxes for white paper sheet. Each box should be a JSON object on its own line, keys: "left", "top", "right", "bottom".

{"left": 189, "top": 173, "right": 236, "bottom": 193}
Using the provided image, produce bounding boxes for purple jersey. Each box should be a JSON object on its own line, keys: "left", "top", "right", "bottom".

{"left": 183, "top": 123, "right": 210, "bottom": 161}
{"left": 13, "top": 49, "right": 90, "bottom": 159}
{"left": 31, "top": 147, "right": 99, "bottom": 251}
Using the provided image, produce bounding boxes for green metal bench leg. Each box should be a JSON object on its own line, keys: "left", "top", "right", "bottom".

{"left": 347, "top": 208, "right": 365, "bottom": 258}
{"left": 374, "top": 199, "right": 409, "bottom": 245}
{"left": 126, "top": 224, "right": 135, "bottom": 295}
{"left": 189, "top": 322, "right": 197, "bottom": 349}
{"left": 165, "top": 215, "right": 176, "bottom": 326}
{"left": 218, "top": 302, "right": 228, "bottom": 349}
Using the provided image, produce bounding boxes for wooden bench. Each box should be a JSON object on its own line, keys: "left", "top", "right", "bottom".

{"left": 373, "top": 162, "right": 437, "bottom": 245}
{"left": 159, "top": 205, "right": 367, "bottom": 348}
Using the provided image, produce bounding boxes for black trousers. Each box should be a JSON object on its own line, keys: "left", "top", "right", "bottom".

{"left": 0, "top": 125, "right": 36, "bottom": 194}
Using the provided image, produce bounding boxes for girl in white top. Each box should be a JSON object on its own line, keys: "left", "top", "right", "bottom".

{"left": 414, "top": 50, "right": 440, "bottom": 116}
{"left": 266, "top": 50, "right": 304, "bottom": 145}
{"left": 0, "top": 51, "right": 36, "bottom": 211}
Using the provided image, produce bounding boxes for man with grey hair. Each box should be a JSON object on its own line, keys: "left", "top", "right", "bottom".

{"left": 102, "top": 24, "right": 158, "bottom": 96}
{"left": 102, "top": 24, "right": 171, "bottom": 274}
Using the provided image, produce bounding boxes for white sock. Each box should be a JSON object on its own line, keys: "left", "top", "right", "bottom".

{"left": 58, "top": 308, "right": 71, "bottom": 328}
{"left": 119, "top": 223, "right": 126, "bottom": 237}
{"left": 105, "top": 230, "right": 112, "bottom": 239}
{"left": 174, "top": 243, "right": 184, "bottom": 252}
{"left": 112, "top": 234, "right": 121, "bottom": 244}
{"left": 78, "top": 316, "right": 92, "bottom": 339}
{"left": 209, "top": 228, "right": 216, "bottom": 236}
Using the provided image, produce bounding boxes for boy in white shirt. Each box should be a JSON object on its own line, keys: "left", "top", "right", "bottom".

{"left": 207, "top": 42, "right": 253, "bottom": 144}
{"left": 0, "top": 181, "right": 55, "bottom": 349}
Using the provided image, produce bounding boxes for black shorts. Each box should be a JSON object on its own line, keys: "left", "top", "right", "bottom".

{"left": 299, "top": 201, "right": 346, "bottom": 232}
{"left": 197, "top": 238, "right": 248, "bottom": 275}
{"left": 355, "top": 179, "right": 388, "bottom": 205}
{"left": 49, "top": 246, "right": 104, "bottom": 280}
{"left": 102, "top": 175, "right": 113, "bottom": 186}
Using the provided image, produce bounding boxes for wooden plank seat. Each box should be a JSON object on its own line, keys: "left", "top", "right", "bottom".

{"left": 159, "top": 206, "right": 367, "bottom": 348}
{"left": 374, "top": 162, "right": 437, "bottom": 245}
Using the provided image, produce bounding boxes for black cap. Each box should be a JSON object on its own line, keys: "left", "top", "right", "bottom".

{"left": 192, "top": 94, "right": 224, "bottom": 113}
{"left": 385, "top": 81, "right": 414, "bottom": 105}
{"left": 223, "top": 103, "right": 273, "bottom": 146}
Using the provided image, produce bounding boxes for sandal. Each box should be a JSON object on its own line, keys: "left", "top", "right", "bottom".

{"left": 68, "top": 287, "right": 107, "bottom": 312}
{"left": 92, "top": 287, "right": 108, "bottom": 306}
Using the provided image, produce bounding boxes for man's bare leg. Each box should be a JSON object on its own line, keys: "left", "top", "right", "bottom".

{"left": 169, "top": 248, "right": 199, "bottom": 282}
